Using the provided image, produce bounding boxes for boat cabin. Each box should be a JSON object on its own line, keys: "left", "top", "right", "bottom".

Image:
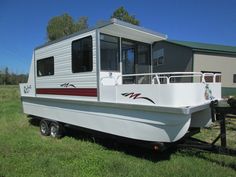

{"left": 20, "top": 18, "right": 221, "bottom": 107}
{"left": 19, "top": 18, "right": 222, "bottom": 143}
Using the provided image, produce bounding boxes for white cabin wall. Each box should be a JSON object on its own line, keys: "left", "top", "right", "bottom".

{"left": 34, "top": 31, "right": 97, "bottom": 89}
{"left": 19, "top": 52, "right": 36, "bottom": 97}
{"left": 27, "top": 52, "right": 35, "bottom": 84}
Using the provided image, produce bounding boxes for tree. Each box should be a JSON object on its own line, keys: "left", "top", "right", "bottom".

{"left": 75, "top": 16, "right": 88, "bottom": 31}
{"left": 96, "top": 19, "right": 108, "bottom": 26}
{"left": 0, "top": 67, "right": 28, "bottom": 85}
{"left": 0, "top": 70, "right": 3, "bottom": 85}
{"left": 47, "top": 14, "right": 88, "bottom": 41}
{"left": 111, "top": 6, "right": 140, "bottom": 25}
{"left": 4, "top": 67, "right": 9, "bottom": 85}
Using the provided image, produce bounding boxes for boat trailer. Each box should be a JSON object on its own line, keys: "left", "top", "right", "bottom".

{"left": 178, "top": 98, "right": 236, "bottom": 156}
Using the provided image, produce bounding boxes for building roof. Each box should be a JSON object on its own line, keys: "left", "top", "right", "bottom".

{"left": 167, "top": 40, "right": 236, "bottom": 55}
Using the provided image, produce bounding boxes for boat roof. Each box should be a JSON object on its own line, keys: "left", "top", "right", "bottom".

{"left": 35, "top": 18, "right": 167, "bottom": 50}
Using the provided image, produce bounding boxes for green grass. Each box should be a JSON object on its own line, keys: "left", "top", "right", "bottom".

{"left": 0, "top": 85, "right": 236, "bottom": 177}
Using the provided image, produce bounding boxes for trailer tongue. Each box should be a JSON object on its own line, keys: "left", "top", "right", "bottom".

{"left": 178, "top": 99, "right": 236, "bottom": 156}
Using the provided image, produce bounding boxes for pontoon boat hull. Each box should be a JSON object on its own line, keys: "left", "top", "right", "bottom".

{"left": 21, "top": 96, "right": 211, "bottom": 142}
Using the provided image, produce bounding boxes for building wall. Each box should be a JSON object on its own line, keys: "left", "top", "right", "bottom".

{"left": 152, "top": 41, "right": 193, "bottom": 73}
{"left": 193, "top": 52, "right": 236, "bottom": 96}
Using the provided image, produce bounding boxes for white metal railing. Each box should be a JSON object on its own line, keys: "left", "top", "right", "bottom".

{"left": 100, "top": 72, "right": 221, "bottom": 85}
{"left": 201, "top": 73, "right": 222, "bottom": 83}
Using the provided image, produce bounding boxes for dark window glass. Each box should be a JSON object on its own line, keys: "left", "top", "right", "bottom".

{"left": 158, "top": 56, "right": 164, "bottom": 64}
{"left": 153, "top": 48, "right": 164, "bottom": 65}
{"left": 233, "top": 74, "right": 236, "bottom": 83}
{"left": 122, "top": 39, "right": 151, "bottom": 84}
{"left": 122, "top": 40, "right": 135, "bottom": 75}
{"left": 72, "top": 36, "right": 93, "bottom": 73}
{"left": 100, "top": 34, "right": 120, "bottom": 71}
{"left": 37, "top": 57, "right": 54, "bottom": 77}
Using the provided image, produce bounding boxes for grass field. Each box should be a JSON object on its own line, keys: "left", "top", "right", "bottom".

{"left": 0, "top": 85, "right": 235, "bottom": 177}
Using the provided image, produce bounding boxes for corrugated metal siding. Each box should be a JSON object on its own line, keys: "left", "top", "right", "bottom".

{"left": 222, "top": 87, "right": 236, "bottom": 96}
{"left": 35, "top": 31, "right": 97, "bottom": 89}
{"left": 193, "top": 53, "right": 236, "bottom": 88}
{"left": 152, "top": 41, "right": 193, "bottom": 73}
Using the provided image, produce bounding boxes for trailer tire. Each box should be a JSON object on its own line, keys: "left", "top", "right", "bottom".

{"left": 40, "top": 119, "right": 50, "bottom": 136}
{"left": 50, "top": 122, "right": 64, "bottom": 138}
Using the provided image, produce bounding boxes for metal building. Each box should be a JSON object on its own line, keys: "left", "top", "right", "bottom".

{"left": 153, "top": 40, "right": 236, "bottom": 96}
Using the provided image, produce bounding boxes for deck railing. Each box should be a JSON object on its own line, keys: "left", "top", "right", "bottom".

{"left": 101, "top": 72, "right": 221, "bottom": 85}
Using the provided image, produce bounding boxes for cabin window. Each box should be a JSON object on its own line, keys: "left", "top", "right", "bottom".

{"left": 37, "top": 57, "right": 54, "bottom": 77}
{"left": 72, "top": 36, "right": 93, "bottom": 73}
{"left": 100, "top": 34, "right": 120, "bottom": 71}
{"left": 233, "top": 74, "right": 236, "bottom": 83}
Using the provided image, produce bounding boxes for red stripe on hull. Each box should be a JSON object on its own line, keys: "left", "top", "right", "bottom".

{"left": 36, "top": 88, "right": 97, "bottom": 97}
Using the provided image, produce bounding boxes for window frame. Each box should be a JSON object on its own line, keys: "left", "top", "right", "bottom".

{"left": 233, "top": 74, "right": 236, "bottom": 83}
{"left": 71, "top": 35, "right": 93, "bottom": 73}
{"left": 37, "top": 56, "right": 54, "bottom": 77}
{"left": 121, "top": 38, "right": 151, "bottom": 74}
{"left": 100, "top": 33, "right": 120, "bottom": 72}
{"left": 121, "top": 38, "right": 151, "bottom": 84}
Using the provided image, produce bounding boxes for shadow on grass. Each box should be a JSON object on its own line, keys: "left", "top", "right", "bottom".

{"left": 65, "top": 126, "right": 177, "bottom": 162}
{"left": 28, "top": 117, "right": 175, "bottom": 162}
{"left": 179, "top": 148, "right": 236, "bottom": 171}
{"left": 28, "top": 117, "right": 236, "bottom": 167}
{"left": 28, "top": 117, "right": 40, "bottom": 126}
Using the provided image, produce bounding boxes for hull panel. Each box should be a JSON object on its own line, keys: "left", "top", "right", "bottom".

{"left": 22, "top": 97, "right": 192, "bottom": 142}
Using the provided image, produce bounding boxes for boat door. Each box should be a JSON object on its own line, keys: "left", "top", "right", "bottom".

{"left": 122, "top": 39, "right": 151, "bottom": 84}
{"left": 100, "top": 34, "right": 121, "bottom": 85}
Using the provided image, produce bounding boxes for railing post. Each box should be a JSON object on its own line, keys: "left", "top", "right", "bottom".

{"left": 155, "top": 74, "right": 160, "bottom": 84}
{"left": 202, "top": 73, "right": 206, "bottom": 83}
{"left": 213, "top": 74, "right": 216, "bottom": 83}
{"left": 167, "top": 77, "right": 170, "bottom": 84}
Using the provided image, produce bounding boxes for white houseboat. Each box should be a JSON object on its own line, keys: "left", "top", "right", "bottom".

{"left": 19, "top": 19, "right": 221, "bottom": 144}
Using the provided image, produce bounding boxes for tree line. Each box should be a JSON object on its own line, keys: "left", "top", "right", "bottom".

{"left": 47, "top": 6, "right": 140, "bottom": 41}
{"left": 0, "top": 67, "right": 28, "bottom": 85}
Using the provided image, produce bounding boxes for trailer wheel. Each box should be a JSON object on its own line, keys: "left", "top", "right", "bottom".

{"left": 50, "top": 122, "right": 64, "bottom": 138}
{"left": 40, "top": 119, "right": 50, "bottom": 136}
